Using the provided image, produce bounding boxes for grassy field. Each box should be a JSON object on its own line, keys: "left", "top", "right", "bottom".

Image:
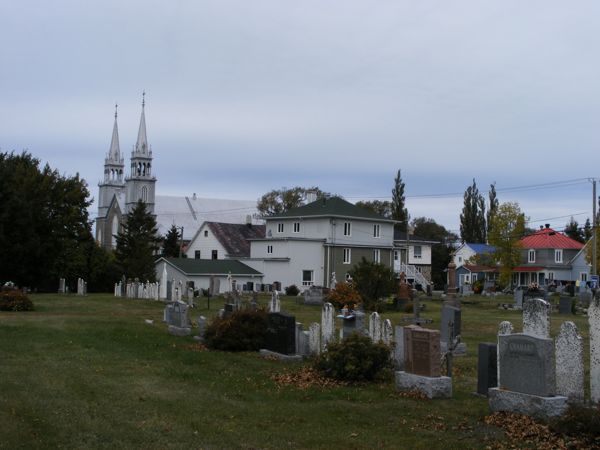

{"left": 0, "top": 293, "right": 592, "bottom": 449}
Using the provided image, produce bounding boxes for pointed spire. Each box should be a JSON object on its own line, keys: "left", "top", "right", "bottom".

{"left": 108, "top": 103, "right": 121, "bottom": 161}
{"left": 135, "top": 91, "right": 148, "bottom": 154}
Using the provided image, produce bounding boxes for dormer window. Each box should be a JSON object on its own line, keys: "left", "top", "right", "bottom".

{"left": 555, "top": 249, "right": 563, "bottom": 263}
{"left": 528, "top": 249, "right": 536, "bottom": 263}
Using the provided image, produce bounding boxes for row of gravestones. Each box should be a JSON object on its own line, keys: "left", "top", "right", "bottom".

{"left": 514, "top": 289, "right": 594, "bottom": 310}
{"left": 478, "top": 297, "right": 600, "bottom": 419}
{"left": 57, "top": 278, "right": 87, "bottom": 295}
{"left": 114, "top": 281, "right": 160, "bottom": 300}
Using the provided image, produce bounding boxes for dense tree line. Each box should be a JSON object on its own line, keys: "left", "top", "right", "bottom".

{"left": 0, "top": 152, "right": 118, "bottom": 291}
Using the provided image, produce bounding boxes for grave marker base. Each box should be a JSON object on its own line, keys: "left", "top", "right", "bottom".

{"left": 167, "top": 325, "right": 192, "bottom": 337}
{"left": 395, "top": 371, "right": 452, "bottom": 399}
{"left": 440, "top": 342, "right": 468, "bottom": 356}
{"left": 488, "top": 388, "right": 567, "bottom": 419}
{"left": 259, "top": 349, "right": 303, "bottom": 362}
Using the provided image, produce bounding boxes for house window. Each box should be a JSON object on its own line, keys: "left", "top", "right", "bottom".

{"left": 528, "top": 249, "right": 536, "bottom": 263}
{"left": 413, "top": 246, "right": 422, "bottom": 259}
{"left": 194, "top": 250, "right": 201, "bottom": 259}
{"left": 471, "top": 273, "right": 477, "bottom": 281}
{"left": 293, "top": 222, "right": 300, "bottom": 233}
{"left": 581, "top": 273, "right": 588, "bottom": 282}
{"left": 343, "top": 222, "right": 351, "bottom": 236}
{"left": 302, "top": 270, "right": 314, "bottom": 286}
{"left": 267, "top": 245, "right": 273, "bottom": 254}
{"left": 373, "top": 224, "right": 380, "bottom": 238}
{"left": 373, "top": 249, "right": 380, "bottom": 263}
{"left": 343, "top": 248, "right": 351, "bottom": 264}
{"left": 458, "top": 256, "right": 462, "bottom": 263}
{"left": 394, "top": 251, "right": 399, "bottom": 261}
{"left": 204, "top": 230, "right": 208, "bottom": 237}
{"left": 277, "top": 223, "right": 284, "bottom": 233}
{"left": 555, "top": 249, "right": 563, "bottom": 263}
{"left": 211, "top": 250, "right": 218, "bottom": 260}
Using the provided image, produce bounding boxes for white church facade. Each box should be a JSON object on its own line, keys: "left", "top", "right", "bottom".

{"left": 95, "top": 96, "right": 259, "bottom": 249}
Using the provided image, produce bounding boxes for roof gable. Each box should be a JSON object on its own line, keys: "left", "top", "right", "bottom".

{"left": 268, "top": 197, "right": 394, "bottom": 222}
{"left": 520, "top": 227, "right": 584, "bottom": 250}
{"left": 207, "top": 222, "right": 266, "bottom": 257}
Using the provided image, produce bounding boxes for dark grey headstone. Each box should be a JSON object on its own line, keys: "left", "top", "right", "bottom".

{"left": 166, "top": 302, "right": 190, "bottom": 328}
{"left": 440, "top": 305, "right": 461, "bottom": 343}
{"left": 558, "top": 297, "right": 573, "bottom": 315}
{"left": 341, "top": 310, "right": 366, "bottom": 338}
{"left": 498, "top": 333, "right": 556, "bottom": 397}
{"left": 166, "top": 281, "right": 173, "bottom": 301}
{"left": 514, "top": 289, "right": 524, "bottom": 308}
{"left": 303, "top": 286, "right": 324, "bottom": 305}
{"left": 264, "top": 312, "right": 296, "bottom": 355}
{"left": 223, "top": 303, "right": 235, "bottom": 319}
{"left": 477, "top": 342, "right": 497, "bottom": 396}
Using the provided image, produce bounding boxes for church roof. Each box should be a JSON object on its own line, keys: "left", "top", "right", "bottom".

{"left": 135, "top": 94, "right": 149, "bottom": 155}
{"left": 154, "top": 195, "right": 259, "bottom": 240}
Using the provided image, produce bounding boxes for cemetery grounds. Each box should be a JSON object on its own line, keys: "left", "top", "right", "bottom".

{"left": 0, "top": 293, "right": 592, "bottom": 449}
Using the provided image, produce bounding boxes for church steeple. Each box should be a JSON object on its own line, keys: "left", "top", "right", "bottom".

{"left": 135, "top": 91, "right": 149, "bottom": 155}
{"left": 125, "top": 92, "right": 156, "bottom": 215}
{"left": 108, "top": 103, "right": 122, "bottom": 163}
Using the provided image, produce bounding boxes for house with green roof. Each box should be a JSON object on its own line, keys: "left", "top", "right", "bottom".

{"left": 154, "top": 257, "right": 264, "bottom": 294}
{"left": 242, "top": 197, "right": 396, "bottom": 290}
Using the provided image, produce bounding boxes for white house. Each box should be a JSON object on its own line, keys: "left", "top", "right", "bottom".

{"left": 452, "top": 243, "right": 496, "bottom": 268}
{"left": 185, "top": 221, "right": 266, "bottom": 260}
{"left": 242, "top": 197, "right": 397, "bottom": 291}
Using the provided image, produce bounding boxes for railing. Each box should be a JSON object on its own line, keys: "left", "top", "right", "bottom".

{"left": 394, "top": 262, "right": 430, "bottom": 287}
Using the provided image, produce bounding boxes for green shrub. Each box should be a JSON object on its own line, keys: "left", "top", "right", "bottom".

{"left": 549, "top": 403, "right": 600, "bottom": 446}
{"left": 285, "top": 284, "right": 300, "bottom": 296}
{"left": 204, "top": 309, "right": 268, "bottom": 352}
{"left": 313, "top": 333, "right": 392, "bottom": 382}
{"left": 0, "top": 290, "right": 34, "bottom": 311}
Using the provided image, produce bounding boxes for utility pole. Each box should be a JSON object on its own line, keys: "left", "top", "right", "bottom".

{"left": 594, "top": 179, "right": 597, "bottom": 277}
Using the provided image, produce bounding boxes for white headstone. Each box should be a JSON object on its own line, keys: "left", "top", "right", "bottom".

{"left": 309, "top": 322, "right": 321, "bottom": 355}
{"left": 590, "top": 298, "right": 600, "bottom": 403}
{"left": 269, "top": 291, "right": 280, "bottom": 312}
{"left": 321, "top": 302, "right": 335, "bottom": 350}
{"left": 523, "top": 297, "right": 550, "bottom": 338}
{"left": 382, "top": 319, "right": 393, "bottom": 345}
{"left": 368, "top": 312, "right": 382, "bottom": 343}
{"left": 555, "top": 321, "right": 584, "bottom": 402}
{"left": 497, "top": 321, "right": 514, "bottom": 386}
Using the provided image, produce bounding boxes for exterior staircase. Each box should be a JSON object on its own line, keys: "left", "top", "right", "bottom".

{"left": 395, "top": 263, "right": 430, "bottom": 287}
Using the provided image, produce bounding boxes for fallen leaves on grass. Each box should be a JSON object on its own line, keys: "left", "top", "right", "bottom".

{"left": 483, "top": 411, "right": 597, "bottom": 450}
{"left": 271, "top": 366, "right": 348, "bottom": 389}
{"left": 182, "top": 343, "right": 207, "bottom": 352}
{"left": 392, "top": 390, "right": 428, "bottom": 400}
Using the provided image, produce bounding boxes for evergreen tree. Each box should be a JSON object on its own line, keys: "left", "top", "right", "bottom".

{"left": 391, "top": 169, "right": 407, "bottom": 226}
{"left": 460, "top": 179, "right": 486, "bottom": 243}
{"left": 486, "top": 182, "right": 499, "bottom": 238}
{"left": 488, "top": 202, "right": 527, "bottom": 287}
{"left": 564, "top": 217, "right": 584, "bottom": 243}
{"left": 115, "top": 200, "right": 160, "bottom": 281}
{"left": 584, "top": 218, "right": 593, "bottom": 242}
{"left": 0, "top": 151, "right": 93, "bottom": 290}
{"left": 348, "top": 258, "right": 396, "bottom": 311}
{"left": 162, "top": 224, "right": 181, "bottom": 257}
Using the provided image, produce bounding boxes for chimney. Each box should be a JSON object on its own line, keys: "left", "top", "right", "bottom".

{"left": 540, "top": 225, "right": 544, "bottom": 230}
{"left": 545, "top": 224, "right": 550, "bottom": 229}
{"left": 246, "top": 215, "right": 252, "bottom": 227}
{"left": 306, "top": 190, "right": 318, "bottom": 204}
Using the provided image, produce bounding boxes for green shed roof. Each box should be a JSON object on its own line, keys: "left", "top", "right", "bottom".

{"left": 268, "top": 197, "right": 395, "bottom": 222}
{"left": 157, "top": 258, "right": 263, "bottom": 276}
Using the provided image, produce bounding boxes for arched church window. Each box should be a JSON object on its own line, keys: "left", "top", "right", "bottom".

{"left": 142, "top": 186, "right": 148, "bottom": 202}
{"left": 111, "top": 215, "right": 119, "bottom": 248}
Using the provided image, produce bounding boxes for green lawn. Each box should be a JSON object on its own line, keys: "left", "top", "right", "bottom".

{"left": 0, "top": 293, "right": 591, "bottom": 449}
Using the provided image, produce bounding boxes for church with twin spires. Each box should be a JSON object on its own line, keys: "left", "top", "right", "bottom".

{"left": 95, "top": 95, "right": 258, "bottom": 250}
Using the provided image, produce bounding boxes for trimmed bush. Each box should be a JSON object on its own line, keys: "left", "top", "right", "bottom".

{"left": 313, "top": 333, "right": 392, "bottom": 382}
{"left": 204, "top": 309, "right": 268, "bottom": 352}
{"left": 285, "top": 284, "right": 300, "bottom": 296}
{"left": 0, "top": 290, "right": 34, "bottom": 311}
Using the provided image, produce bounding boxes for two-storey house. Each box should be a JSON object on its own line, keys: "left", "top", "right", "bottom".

{"left": 242, "top": 197, "right": 396, "bottom": 290}
{"left": 512, "top": 224, "right": 589, "bottom": 287}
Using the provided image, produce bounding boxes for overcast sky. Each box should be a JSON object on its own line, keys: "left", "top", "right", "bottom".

{"left": 1, "top": 1, "right": 599, "bottom": 233}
